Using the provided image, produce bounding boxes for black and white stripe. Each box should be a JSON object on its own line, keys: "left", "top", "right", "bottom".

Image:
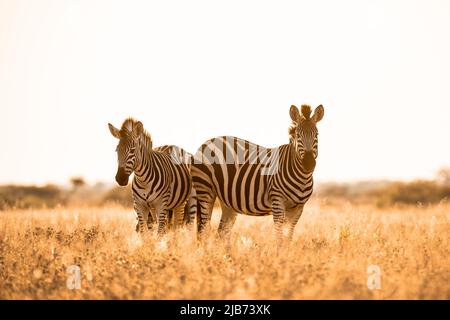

{"left": 192, "top": 104, "right": 324, "bottom": 244}
{"left": 152, "top": 145, "right": 197, "bottom": 229}
{"left": 108, "top": 118, "right": 195, "bottom": 235}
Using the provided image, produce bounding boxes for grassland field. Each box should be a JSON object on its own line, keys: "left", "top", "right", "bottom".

{"left": 0, "top": 200, "right": 449, "bottom": 299}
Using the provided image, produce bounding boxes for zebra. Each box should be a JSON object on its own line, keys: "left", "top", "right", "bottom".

{"left": 191, "top": 104, "right": 324, "bottom": 245}
{"left": 141, "top": 145, "right": 197, "bottom": 232}
{"left": 108, "top": 118, "right": 195, "bottom": 235}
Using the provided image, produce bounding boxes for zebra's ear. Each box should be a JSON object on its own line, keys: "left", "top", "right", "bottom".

{"left": 108, "top": 123, "right": 121, "bottom": 139}
{"left": 133, "top": 121, "right": 144, "bottom": 137}
{"left": 312, "top": 105, "right": 324, "bottom": 123}
{"left": 289, "top": 105, "right": 300, "bottom": 123}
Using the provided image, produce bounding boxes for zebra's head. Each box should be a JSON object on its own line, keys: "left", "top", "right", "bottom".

{"left": 289, "top": 104, "right": 324, "bottom": 173}
{"left": 108, "top": 119, "right": 144, "bottom": 186}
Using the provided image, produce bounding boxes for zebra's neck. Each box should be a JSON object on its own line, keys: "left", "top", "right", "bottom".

{"left": 133, "top": 135, "right": 155, "bottom": 185}
{"left": 286, "top": 144, "right": 314, "bottom": 184}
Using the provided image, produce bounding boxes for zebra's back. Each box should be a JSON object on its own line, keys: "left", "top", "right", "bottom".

{"left": 148, "top": 145, "right": 193, "bottom": 210}
{"left": 192, "top": 136, "right": 287, "bottom": 215}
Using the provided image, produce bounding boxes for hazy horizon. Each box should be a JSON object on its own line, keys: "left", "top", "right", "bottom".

{"left": 1, "top": 0, "right": 450, "bottom": 185}
{"left": 0, "top": 170, "right": 446, "bottom": 188}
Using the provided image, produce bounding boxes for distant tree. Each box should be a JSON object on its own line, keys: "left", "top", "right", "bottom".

{"left": 70, "top": 177, "right": 86, "bottom": 189}
{"left": 436, "top": 167, "right": 450, "bottom": 185}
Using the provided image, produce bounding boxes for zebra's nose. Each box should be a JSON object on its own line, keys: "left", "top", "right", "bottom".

{"left": 115, "top": 167, "right": 129, "bottom": 186}
{"left": 302, "top": 151, "right": 316, "bottom": 172}
{"left": 304, "top": 150, "right": 314, "bottom": 157}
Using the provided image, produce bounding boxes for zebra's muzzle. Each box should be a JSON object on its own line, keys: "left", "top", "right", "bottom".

{"left": 115, "top": 167, "right": 130, "bottom": 186}
{"left": 302, "top": 151, "right": 316, "bottom": 173}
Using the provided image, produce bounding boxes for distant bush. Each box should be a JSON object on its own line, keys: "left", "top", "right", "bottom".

{"left": 318, "top": 177, "right": 450, "bottom": 208}
{"left": 0, "top": 185, "right": 66, "bottom": 210}
{"left": 317, "top": 180, "right": 392, "bottom": 205}
{"left": 100, "top": 186, "right": 133, "bottom": 207}
{"left": 373, "top": 180, "right": 450, "bottom": 207}
{"left": 318, "top": 183, "right": 351, "bottom": 198}
{"left": 0, "top": 183, "right": 134, "bottom": 210}
{"left": 2, "top": 167, "right": 449, "bottom": 210}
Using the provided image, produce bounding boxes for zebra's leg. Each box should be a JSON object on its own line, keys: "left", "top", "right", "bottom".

{"left": 184, "top": 188, "right": 197, "bottom": 228}
{"left": 167, "top": 210, "right": 174, "bottom": 230}
{"left": 146, "top": 209, "right": 156, "bottom": 231}
{"left": 196, "top": 190, "right": 216, "bottom": 240}
{"left": 172, "top": 204, "right": 186, "bottom": 230}
{"left": 135, "top": 216, "right": 140, "bottom": 233}
{"left": 135, "top": 212, "right": 155, "bottom": 232}
{"left": 218, "top": 202, "right": 237, "bottom": 240}
{"left": 192, "top": 165, "right": 217, "bottom": 240}
{"left": 156, "top": 205, "right": 170, "bottom": 237}
{"left": 133, "top": 197, "right": 150, "bottom": 235}
{"left": 285, "top": 205, "right": 304, "bottom": 243}
{"left": 271, "top": 197, "right": 287, "bottom": 248}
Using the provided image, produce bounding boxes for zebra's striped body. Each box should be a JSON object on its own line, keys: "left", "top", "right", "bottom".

{"left": 192, "top": 105, "right": 324, "bottom": 244}
{"left": 108, "top": 118, "right": 194, "bottom": 235}
{"left": 143, "top": 145, "right": 196, "bottom": 230}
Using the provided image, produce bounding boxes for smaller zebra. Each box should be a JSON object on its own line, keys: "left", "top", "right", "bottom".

{"left": 108, "top": 118, "right": 195, "bottom": 235}
{"left": 137, "top": 145, "right": 197, "bottom": 232}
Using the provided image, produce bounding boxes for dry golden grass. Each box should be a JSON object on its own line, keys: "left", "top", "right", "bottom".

{"left": 1, "top": 201, "right": 449, "bottom": 299}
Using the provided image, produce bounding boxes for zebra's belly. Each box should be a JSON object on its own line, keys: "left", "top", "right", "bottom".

{"left": 213, "top": 164, "right": 272, "bottom": 215}
{"left": 135, "top": 167, "right": 191, "bottom": 210}
{"left": 219, "top": 198, "right": 272, "bottom": 216}
{"left": 235, "top": 208, "right": 272, "bottom": 216}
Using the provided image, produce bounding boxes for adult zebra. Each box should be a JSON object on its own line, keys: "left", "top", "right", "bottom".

{"left": 108, "top": 118, "right": 195, "bottom": 235}
{"left": 192, "top": 104, "right": 324, "bottom": 244}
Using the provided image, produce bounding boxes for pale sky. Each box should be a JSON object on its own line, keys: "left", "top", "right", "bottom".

{"left": 1, "top": 0, "right": 449, "bottom": 185}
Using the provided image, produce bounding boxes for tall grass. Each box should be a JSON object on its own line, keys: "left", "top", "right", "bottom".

{"left": 0, "top": 202, "right": 449, "bottom": 299}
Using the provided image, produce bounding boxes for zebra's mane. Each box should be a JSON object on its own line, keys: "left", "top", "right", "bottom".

{"left": 139, "top": 128, "right": 153, "bottom": 151}
{"left": 288, "top": 125, "right": 296, "bottom": 144}
{"left": 301, "top": 104, "right": 312, "bottom": 119}
{"left": 120, "top": 117, "right": 153, "bottom": 150}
